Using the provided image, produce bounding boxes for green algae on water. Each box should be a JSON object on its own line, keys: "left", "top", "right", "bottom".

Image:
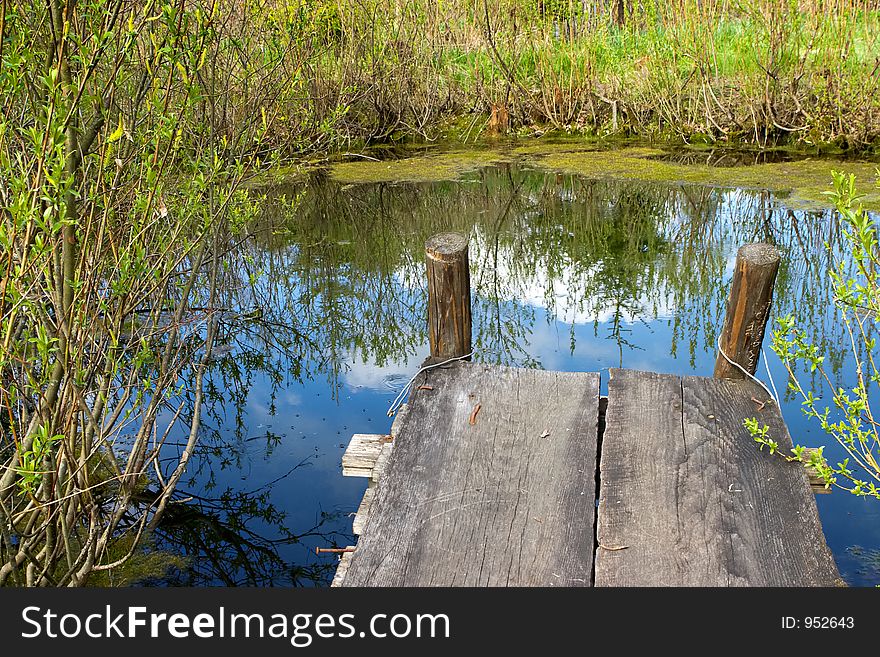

{"left": 329, "top": 150, "right": 510, "bottom": 184}
{"left": 275, "top": 139, "right": 880, "bottom": 210}
{"left": 524, "top": 146, "right": 880, "bottom": 210}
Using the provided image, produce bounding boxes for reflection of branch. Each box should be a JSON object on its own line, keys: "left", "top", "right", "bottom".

{"left": 475, "top": 175, "right": 539, "bottom": 366}
{"left": 476, "top": 173, "right": 524, "bottom": 289}
{"left": 243, "top": 454, "right": 315, "bottom": 496}
{"left": 143, "top": 488, "right": 350, "bottom": 586}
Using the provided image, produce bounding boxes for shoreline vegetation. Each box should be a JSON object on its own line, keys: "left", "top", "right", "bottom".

{"left": 171, "top": 0, "right": 879, "bottom": 156}
{"left": 1, "top": 0, "right": 879, "bottom": 585}
{"left": 156, "top": 0, "right": 880, "bottom": 155}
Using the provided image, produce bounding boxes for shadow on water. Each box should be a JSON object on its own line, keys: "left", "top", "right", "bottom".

{"left": 143, "top": 161, "right": 880, "bottom": 586}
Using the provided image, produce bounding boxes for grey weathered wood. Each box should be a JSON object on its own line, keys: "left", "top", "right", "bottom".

{"left": 595, "top": 369, "right": 842, "bottom": 586}
{"left": 353, "top": 486, "right": 377, "bottom": 535}
{"left": 426, "top": 233, "right": 472, "bottom": 360}
{"left": 342, "top": 434, "right": 389, "bottom": 477}
{"left": 341, "top": 362, "right": 600, "bottom": 586}
{"left": 714, "top": 243, "right": 780, "bottom": 379}
{"left": 330, "top": 548, "right": 356, "bottom": 587}
{"left": 371, "top": 442, "right": 393, "bottom": 484}
{"left": 390, "top": 403, "right": 410, "bottom": 437}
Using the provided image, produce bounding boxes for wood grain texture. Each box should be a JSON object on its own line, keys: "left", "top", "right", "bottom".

{"left": 425, "top": 233, "right": 472, "bottom": 360}
{"left": 331, "top": 548, "right": 355, "bottom": 587}
{"left": 595, "top": 369, "right": 842, "bottom": 586}
{"left": 371, "top": 443, "right": 393, "bottom": 484}
{"left": 342, "top": 434, "right": 390, "bottom": 477}
{"left": 390, "top": 403, "right": 410, "bottom": 438}
{"left": 353, "top": 485, "right": 377, "bottom": 535}
{"left": 341, "top": 362, "right": 599, "bottom": 586}
{"left": 714, "top": 243, "right": 780, "bottom": 379}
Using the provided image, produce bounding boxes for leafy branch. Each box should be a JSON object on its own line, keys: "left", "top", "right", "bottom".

{"left": 745, "top": 170, "right": 880, "bottom": 499}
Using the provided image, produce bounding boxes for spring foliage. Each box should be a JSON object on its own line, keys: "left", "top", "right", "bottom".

{"left": 748, "top": 171, "right": 880, "bottom": 499}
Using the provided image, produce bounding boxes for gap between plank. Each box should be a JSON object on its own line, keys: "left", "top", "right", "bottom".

{"left": 591, "top": 393, "right": 608, "bottom": 586}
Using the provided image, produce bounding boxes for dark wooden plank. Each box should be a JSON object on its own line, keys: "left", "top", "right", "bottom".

{"left": 596, "top": 369, "right": 842, "bottom": 586}
{"left": 680, "top": 375, "right": 841, "bottom": 584}
{"left": 341, "top": 362, "right": 599, "bottom": 586}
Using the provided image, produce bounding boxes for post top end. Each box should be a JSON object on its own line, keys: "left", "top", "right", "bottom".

{"left": 426, "top": 232, "right": 469, "bottom": 258}
{"left": 738, "top": 242, "right": 780, "bottom": 266}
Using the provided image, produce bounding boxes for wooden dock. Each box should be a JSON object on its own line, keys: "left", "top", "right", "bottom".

{"left": 335, "top": 364, "right": 841, "bottom": 586}
{"left": 329, "top": 236, "right": 842, "bottom": 587}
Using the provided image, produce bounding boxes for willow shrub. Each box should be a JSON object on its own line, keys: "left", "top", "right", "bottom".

{"left": 747, "top": 171, "right": 880, "bottom": 499}
{"left": 0, "top": 0, "right": 262, "bottom": 585}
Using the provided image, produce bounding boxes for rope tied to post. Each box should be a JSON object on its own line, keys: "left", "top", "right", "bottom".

{"left": 715, "top": 335, "right": 780, "bottom": 406}
{"left": 387, "top": 351, "right": 475, "bottom": 417}
{"left": 391, "top": 231, "right": 475, "bottom": 417}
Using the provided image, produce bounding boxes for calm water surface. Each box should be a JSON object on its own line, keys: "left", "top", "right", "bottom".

{"left": 147, "top": 158, "right": 880, "bottom": 586}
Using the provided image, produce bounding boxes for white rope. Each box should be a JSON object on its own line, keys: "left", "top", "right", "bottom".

{"left": 762, "top": 347, "right": 781, "bottom": 406}
{"left": 386, "top": 351, "right": 475, "bottom": 417}
{"left": 716, "top": 334, "right": 777, "bottom": 404}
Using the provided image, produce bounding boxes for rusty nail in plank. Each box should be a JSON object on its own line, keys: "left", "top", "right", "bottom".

{"left": 315, "top": 547, "right": 356, "bottom": 555}
{"left": 469, "top": 403, "right": 482, "bottom": 426}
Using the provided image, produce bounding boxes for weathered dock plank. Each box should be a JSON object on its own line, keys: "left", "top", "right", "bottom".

{"left": 341, "top": 362, "right": 600, "bottom": 586}
{"left": 342, "top": 434, "right": 390, "bottom": 478}
{"left": 371, "top": 442, "right": 393, "bottom": 484}
{"left": 595, "top": 369, "right": 842, "bottom": 586}
{"left": 352, "top": 485, "right": 376, "bottom": 535}
{"left": 330, "top": 548, "right": 356, "bottom": 587}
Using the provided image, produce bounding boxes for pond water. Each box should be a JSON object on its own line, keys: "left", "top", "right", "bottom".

{"left": 146, "top": 151, "right": 880, "bottom": 586}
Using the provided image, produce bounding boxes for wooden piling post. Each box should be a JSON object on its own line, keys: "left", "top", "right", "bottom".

{"left": 426, "top": 232, "right": 472, "bottom": 360}
{"left": 714, "top": 243, "right": 781, "bottom": 379}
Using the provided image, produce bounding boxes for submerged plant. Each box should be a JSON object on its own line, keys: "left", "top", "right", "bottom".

{"left": 747, "top": 170, "right": 880, "bottom": 498}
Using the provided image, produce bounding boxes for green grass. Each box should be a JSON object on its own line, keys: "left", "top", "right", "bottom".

{"left": 208, "top": 2, "right": 880, "bottom": 153}
{"left": 398, "top": 7, "right": 879, "bottom": 150}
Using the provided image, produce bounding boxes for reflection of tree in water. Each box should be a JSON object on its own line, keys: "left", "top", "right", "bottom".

{"left": 139, "top": 347, "right": 354, "bottom": 587}
{"left": 135, "top": 485, "right": 348, "bottom": 587}
{"left": 146, "top": 161, "right": 860, "bottom": 585}
{"left": 469, "top": 172, "right": 676, "bottom": 366}
{"left": 252, "top": 168, "right": 681, "bottom": 366}
{"left": 191, "top": 163, "right": 856, "bottom": 459}
{"left": 256, "top": 166, "right": 849, "bottom": 371}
